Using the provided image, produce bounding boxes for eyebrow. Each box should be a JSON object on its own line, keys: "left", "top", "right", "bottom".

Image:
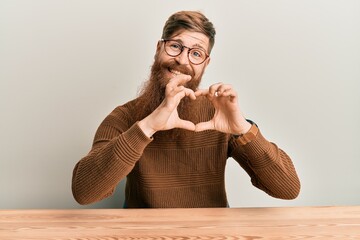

{"left": 172, "top": 39, "right": 208, "bottom": 53}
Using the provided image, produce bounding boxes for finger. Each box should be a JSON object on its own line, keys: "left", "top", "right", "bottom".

{"left": 165, "top": 84, "right": 175, "bottom": 95}
{"left": 168, "top": 74, "right": 192, "bottom": 88}
{"left": 195, "top": 121, "right": 215, "bottom": 132}
{"left": 170, "top": 86, "right": 196, "bottom": 100}
{"left": 183, "top": 88, "right": 196, "bottom": 100}
{"left": 166, "top": 75, "right": 192, "bottom": 95}
{"left": 194, "top": 88, "right": 209, "bottom": 97}
{"left": 166, "top": 85, "right": 188, "bottom": 96}
{"left": 176, "top": 120, "right": 196, "bottom": 131}
{"left": 208, "top": 82, "right": 223, "bottom": 97}
{"left": 217, "top": 88, "right": 237, "bottom": 100}
{"left": 194, "top": 88, "right": 217, "bottom": 102}
{"left": 216, "top": 84, "right": 232, "bottom": 96}
{"left": 195, "top": 89, "right": 214, "bottom": 102}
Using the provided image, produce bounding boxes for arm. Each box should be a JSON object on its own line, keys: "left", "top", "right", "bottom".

{"left": 72, "top": 74, "right": 196, "bottom": 205}
{"left": 72, "top": 116, "right": 152, "bottom": 205}
{"left": 195, "top": 83, "right": 300, "bottom": 199}
{"left": 229, "top": 123, "right": 300, "bottom": 199}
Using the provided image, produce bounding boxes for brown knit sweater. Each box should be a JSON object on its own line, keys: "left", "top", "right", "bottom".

{"left": 72, "top": 98, "right": 300, "bottom": 208}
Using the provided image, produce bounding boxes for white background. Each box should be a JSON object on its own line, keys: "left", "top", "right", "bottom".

{"left": 1, "top": 0, "right": 359, "bottom": 208}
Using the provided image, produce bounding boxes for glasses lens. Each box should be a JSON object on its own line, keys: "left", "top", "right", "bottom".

{"left": 165, "top": 41, "right": 182, "bottom": 56}
{"left": 164, "top": 40, "right": 208, "bottom": 65}
{"left": 189, "top": 49, "right": 206, "bottom": 65}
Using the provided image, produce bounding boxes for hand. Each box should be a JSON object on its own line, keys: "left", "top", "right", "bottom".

{"left": 194, "top": 83, "right": 251, "bottom": 134}
{"left": 138, "top": 74, "right": 197, "bottom": 137}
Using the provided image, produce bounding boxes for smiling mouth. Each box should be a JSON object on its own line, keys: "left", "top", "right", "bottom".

{"left": 168, "top": 68, "right": 186, "bottom": 76}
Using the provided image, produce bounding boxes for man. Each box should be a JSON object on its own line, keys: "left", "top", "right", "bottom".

{"left": 72, "top": 11, "right": 300, "bottom": 208}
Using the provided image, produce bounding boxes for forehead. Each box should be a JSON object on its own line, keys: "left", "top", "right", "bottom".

{"left": 169, "top": 30, "right": 209, "bottom": 51}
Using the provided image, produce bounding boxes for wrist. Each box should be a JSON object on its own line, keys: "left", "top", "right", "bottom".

{"left": 232, "top": 119, "right": 258, "bottom": 145}
{"left": 233, "top": 119, "right": 252, "bottom": 136}
{"left": 138, "top": 118, "right": 157, "bottom": 138}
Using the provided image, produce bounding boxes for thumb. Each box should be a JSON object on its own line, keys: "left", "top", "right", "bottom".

{"left": 176, "top": 120, "right": 196, "bottom": 131}
{"left": 194, "top": 121, "right": 214, "bottom": 132}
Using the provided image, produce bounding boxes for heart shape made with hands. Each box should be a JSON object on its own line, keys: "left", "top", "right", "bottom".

{"left": 144, "top": 74, "right": 250, "bottom": 136}
{"left": 171, "top": 84, "right": 247, "bottom": 134}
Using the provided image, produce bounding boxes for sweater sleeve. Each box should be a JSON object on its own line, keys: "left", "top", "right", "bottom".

{"left": 229, "top": 124, "right": 301, "bottom": 200}
{"left": 72, "top": 110, "right": 152, "bottom": 205}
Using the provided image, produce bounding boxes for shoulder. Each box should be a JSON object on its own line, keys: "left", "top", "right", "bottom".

{"left": 100, "top": 99, "right": 139, "bottom": 130}
{"left": 111, "top": 99, "right": 137, "bottom": 118}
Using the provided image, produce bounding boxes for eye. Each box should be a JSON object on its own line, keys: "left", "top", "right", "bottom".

{"left": 190, "top": 49, "right": 204, "bottom": 59}
{"left": 169, "top": 42, "right": 182, "bottom": 50}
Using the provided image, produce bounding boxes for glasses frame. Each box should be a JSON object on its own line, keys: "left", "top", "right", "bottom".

{"left": 160, "top": 39, "right": 209, "bottom": 65}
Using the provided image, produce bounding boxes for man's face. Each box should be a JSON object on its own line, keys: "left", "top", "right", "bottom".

{"left": 154, "top": 30, "right": 211, "bottom": 89}
{"left": 134, "top": 30, "right": 211, "bottom": 128}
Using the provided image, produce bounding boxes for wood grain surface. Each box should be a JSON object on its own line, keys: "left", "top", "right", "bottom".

{"left": 1, "top": 206, "right": 359, "bottom": 239}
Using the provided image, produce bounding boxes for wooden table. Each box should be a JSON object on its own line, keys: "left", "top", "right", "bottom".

{"left": 1, "top": 206, "right": 359, "bottom": 239}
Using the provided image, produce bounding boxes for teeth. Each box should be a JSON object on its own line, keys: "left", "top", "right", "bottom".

{"left": 170, "top": 69, "right": 183, "bottom": 75}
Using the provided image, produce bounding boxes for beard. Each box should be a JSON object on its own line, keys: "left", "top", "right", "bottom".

{"left": 134, "top": 57, "right": 204, "bottom": 140}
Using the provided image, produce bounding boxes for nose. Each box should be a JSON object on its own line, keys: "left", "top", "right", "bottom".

{"left": 175, "top": 48, "right": 190, "bottom": 65}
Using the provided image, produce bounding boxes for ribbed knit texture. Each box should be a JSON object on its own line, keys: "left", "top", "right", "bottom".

{"left": 72, "top": 98, "right": 300, "bottom": 207}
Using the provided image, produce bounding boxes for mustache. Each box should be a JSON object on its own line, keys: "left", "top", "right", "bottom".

{"left": 163, "top": 60, "right": 195, "bottom": 78}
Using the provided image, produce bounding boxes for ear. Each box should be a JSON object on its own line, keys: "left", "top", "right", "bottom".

{"left": 154, "top": 41, "right": 162, "bottom": 59}
{"left": 156, "top": 40, "right": 162, "bottom": 51}
{"left": 204, "top": 57, "right": 211, "bottom": 68}
{"left": 207, "top": 57, "right": 211, "bottom": 66}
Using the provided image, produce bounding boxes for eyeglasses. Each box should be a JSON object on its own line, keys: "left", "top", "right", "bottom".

{"left": 160, "top": 39, "right": 209, "bottom": 65}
